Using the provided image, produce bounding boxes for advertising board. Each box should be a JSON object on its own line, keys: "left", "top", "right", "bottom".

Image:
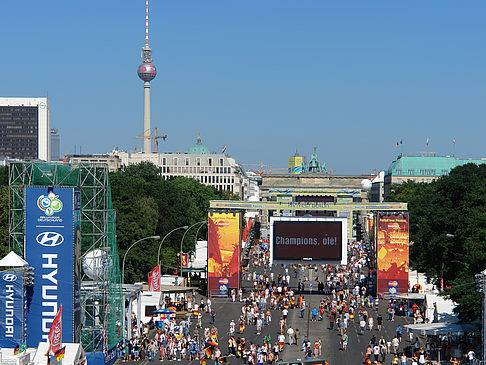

{"left": 0, "top": 272, "right": 23, "bottom": 347}
{"left": 25, "top": 187, "right": 77, "bottom": 346}
{"left": 270, "top": 217, "right": 347, "bottom": 265}
{"left": 207, "top": 212, "right": 241, "bottom": 295}
{"left": 376, "top": 213, "right": 409, "bottom": 296}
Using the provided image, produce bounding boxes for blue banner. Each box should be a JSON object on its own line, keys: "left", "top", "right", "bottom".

{"left": 0, "top": 272, "right": 23, "bottom": 348}
{"left": 25, "top": 187, "right": 75, "bottom": 347}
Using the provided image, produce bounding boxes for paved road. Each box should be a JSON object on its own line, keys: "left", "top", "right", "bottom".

{"left": 118, "top": 259, "right": 413, "bottom": 365}
{"left": 280, "top": 266, "right": 413, "bottom": 365}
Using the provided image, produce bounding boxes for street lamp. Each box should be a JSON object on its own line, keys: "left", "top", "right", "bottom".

{"left": 121, "top": 235, "right": 160, "bottom": 341}
{"left": 157, "top": 225, "right": 189, "bottom": 268}
{"left": 122, "top": 235, "right": 161, "bottom": 285}
{"left": 194, "top": 221, "right": 208, "bottom": 248}
{"left": 180, "top": 221, "right": 206, "bottom": 279}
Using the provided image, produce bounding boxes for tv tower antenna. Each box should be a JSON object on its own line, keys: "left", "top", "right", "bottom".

{"left": 137, "top": 0, "right": 157, "bottom": 153}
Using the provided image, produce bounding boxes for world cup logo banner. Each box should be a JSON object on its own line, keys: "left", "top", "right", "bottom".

{"left": 148, "top": 265, "right": 160, "bottom": 292}
{"left": 25, "top": 187, "right": 75, "bottom": 347}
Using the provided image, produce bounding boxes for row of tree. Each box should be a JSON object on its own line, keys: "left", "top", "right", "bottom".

{"left": 386, "top": 163, "right": 486, "bottom": 321}
{"left": 0, "top": 162, "right": 237, "bottom": 284}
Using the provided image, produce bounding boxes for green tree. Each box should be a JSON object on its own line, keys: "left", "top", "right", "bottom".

{"left": 386, "top": 164, "right": 486, "bottom": 321}
{"left": 110, "top": 162, "right": 221, "bottom": 281}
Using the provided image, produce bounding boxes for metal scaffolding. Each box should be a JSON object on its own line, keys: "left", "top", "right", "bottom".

{"left": 8, "top": 162, "right": 122, "bottom": 352}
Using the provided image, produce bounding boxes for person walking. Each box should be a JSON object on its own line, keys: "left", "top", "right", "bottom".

{"left": 287, "top": 326, "right": 295, "bottom": 345}
{"left": 341, "top": 333, "right": 348, "bottom": 351}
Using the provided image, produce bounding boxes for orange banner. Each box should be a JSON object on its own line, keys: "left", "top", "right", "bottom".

{"left": 376, "top": 214, "right": 409, "bottom": 296}
{"left": 208, "top": 212, "right": 241, "bottom": 294}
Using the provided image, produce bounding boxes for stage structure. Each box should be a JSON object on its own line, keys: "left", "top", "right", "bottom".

{"left": 8, "top": 162, "right": 122, "bottom": 353}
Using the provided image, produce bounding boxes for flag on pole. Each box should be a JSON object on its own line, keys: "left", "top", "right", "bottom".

{"left": 396, "top": 141, "right": 399, "bottom": 147}
{"left": 426, "top": 138, "right": 430, "bottom": 147}
{"left": 221, "top": 144, "right": 227, "bottom": 153}
{"left": 148, "top": 265, "right": 160, "bottom": 292}
{"left": 13, "top": 345, "right": 20, "bottom": 355}
{"left": 453, "top": 138, "right": 456, "bottom": 145}
{"left": 55, "top": 347, "right": 66, "bottom": 361}
{"left": 47, "top": 305, "right": 62, "bottom": 357}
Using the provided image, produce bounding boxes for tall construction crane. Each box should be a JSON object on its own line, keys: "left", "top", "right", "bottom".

{"left": 135, "top": 127, "right": 167, "bottom": 153}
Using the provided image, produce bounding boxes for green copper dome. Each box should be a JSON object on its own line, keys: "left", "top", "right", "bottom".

{"left": 188, "top": 132, "right": 211, "bottom": 154}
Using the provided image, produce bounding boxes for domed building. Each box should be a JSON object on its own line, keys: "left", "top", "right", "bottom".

{"left": 112, "top": 132, "right": 250, "bottom": 199}
{"left": 188, "top": 132, "right": 211, "bottom": 155}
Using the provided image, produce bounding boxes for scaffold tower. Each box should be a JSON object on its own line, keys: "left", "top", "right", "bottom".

{"left": 8, "top": 162, "right": 122, "bottom": 352}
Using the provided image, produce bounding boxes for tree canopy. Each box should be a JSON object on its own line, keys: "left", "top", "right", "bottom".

{"left": 110, "top": 162, "right": 229, "bottom": 283}
{"left": 386, "top": 163, "right": 486, "bottom": 321}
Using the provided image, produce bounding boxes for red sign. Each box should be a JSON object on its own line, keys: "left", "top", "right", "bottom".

{"left": 148, "top": 265, "right": 160, "bottom": 292}
{"left": 181, "top": 253, "right": 189, "bottom": 268}
{"left": 48, "top": 305, "right": 62, "bottom": 356}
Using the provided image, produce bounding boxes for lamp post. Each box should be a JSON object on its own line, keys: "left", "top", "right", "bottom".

{"left": 122, "top": 235, "right": 160, "bottom": 341}
{"left": 122, "top": 235, "right": 161, "bottom": 285}
{"left": 194, "top": 221, "right": 208, "bottom": 247}
{"left": 157, "top": 225, "right": 189, "bottom": 269}
{"left": 180, "top": 221, "right": 206, "bottom": 280}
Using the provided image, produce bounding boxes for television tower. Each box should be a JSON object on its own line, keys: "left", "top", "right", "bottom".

{"left": 137, "top": 0, "right": 157, "bottom": 153}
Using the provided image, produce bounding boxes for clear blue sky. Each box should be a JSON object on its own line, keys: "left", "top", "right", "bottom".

{"left": 2, "top": 1, "right": 485, "bottom": 174}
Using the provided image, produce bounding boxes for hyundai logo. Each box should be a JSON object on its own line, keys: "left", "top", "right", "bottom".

{"left": 2, "top": 274, "right": 17, "bottom": 282}
{"left": 36, "top": 232, "right": 64, "bottom": 247}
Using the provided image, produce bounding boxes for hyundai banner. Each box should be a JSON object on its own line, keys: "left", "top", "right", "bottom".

{"left": 0, "top": 272, "right": 23, "bottom": 347}
{"left": 25, "top": 187, "right": 75, "bottom": 347}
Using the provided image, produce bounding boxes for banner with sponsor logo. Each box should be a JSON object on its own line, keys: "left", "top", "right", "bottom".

{"left": 25, "top": 187, "right": 76, "bottom": 347}
{"left": 148, "top": 265, "right": 160, "bottom": 292}
{"left": 376, "top": 213, "right": 409, "bottom": 296}
{"left": 207, "top": 212, "right": 241, "bottom": 295}
{"left": 0, "top": 272, "right": 23, "bottom": 347}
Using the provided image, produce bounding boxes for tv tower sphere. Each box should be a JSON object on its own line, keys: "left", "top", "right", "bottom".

{"left": 137, "top": 60, "right": 157, "bottom": 82}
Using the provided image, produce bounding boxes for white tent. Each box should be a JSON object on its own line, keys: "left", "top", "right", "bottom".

{"left": 0, "top": 251, "right": 28, "bottom": 267}
{"left": 32, "top": 343, "right": 86, "bottom": 365}
{"left": 425, "top": 293, "right": 457, "bottom": 322}
{"left": 404, "top": 322, "right": 476, "bottom": 336}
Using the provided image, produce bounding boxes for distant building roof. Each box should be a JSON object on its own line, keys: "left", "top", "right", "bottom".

{"left": 188, "top": 132, "right": 211, "bottom": 155}
{"left": 387, "top": 155, "right": 486, "bottom": 177}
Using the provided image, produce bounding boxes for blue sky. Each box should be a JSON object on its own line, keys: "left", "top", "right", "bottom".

{"left": 1, "top": 1, "right": 485, "bottom": 174}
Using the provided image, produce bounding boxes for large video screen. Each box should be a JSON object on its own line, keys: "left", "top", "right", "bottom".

{"left": 270, "top": 217, "right": 347, "bottom": 265}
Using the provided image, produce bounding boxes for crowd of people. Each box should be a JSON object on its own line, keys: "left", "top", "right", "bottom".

{"left": 119, "top": 235, "right": 480, "bottom": 365}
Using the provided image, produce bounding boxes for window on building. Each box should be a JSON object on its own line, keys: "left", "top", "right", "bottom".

{"left": 408, "top": 170, "right": 414, "bottom": 175}
{"left": 185, "top": 158, "right": 189, "bottom": 166}
{"left": 173, "top": 157, "right": 178, "bottom": 166}
{"left": 220, "top": 158, "right": 224, "bottom": 166}
{"left": 196, "top": 158, "right": 201, "bottom": 166}
{"left": 395, "top": 170, "right": 401, "bottom": 175}
{"left": 162, "top": 158, "right": 166, "bottom": 165}
{"left": 442, "top": 170, "right": 448, "bottom": 175}
{"left": 208, "top": 158, "right": 212, "bottom": 166}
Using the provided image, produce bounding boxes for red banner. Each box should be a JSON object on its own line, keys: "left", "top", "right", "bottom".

{"left": 48, "top": 305, "right": 62, "bottom": 356}
{"left": 148, "top": 265, "right": 160, "bottom": 292}
{"left": 181, "top": 253, "right": 189, "bottom": 268}
{"left": 376, "top": 214, "right": 409, "bottom": 296}
{"left": 242, "top": 218, "right": 254, "bottom": 242}
{"left": 208, "top": 212, "right": 241, "bottom": 294}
